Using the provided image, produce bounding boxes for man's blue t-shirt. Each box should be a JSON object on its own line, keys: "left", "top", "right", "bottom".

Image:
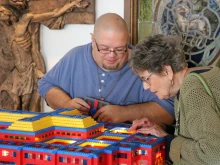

{"left": 38, "top": 43, "right": 174, "bottom": 117}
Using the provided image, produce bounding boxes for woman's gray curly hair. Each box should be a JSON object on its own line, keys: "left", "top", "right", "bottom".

{"left": 129, "top": 34, "right": 187, "bottom": 74}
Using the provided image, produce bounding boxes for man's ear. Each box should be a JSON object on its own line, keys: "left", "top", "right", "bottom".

{"left": 90, "top": 33, "right": 95, "bottom": 42}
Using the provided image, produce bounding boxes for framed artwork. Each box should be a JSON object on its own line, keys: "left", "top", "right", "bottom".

{"left": 124, "top": 0, "right": 220, "bottom": 67}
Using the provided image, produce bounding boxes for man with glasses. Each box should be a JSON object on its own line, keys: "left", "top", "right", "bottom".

{"left": 38, "top": 13, "right": 174, "bottom": 124}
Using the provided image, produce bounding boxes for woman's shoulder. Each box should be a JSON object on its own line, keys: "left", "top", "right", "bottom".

{"left": 181, "top": 67, "right": 220, "bottom": 97}
{"left": 184, "top": 67, "right": 220, "bottom": 83}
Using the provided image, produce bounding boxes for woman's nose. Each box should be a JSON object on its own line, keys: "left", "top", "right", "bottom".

{"left": 143, "top": 82, "right": 150, "bottom": 90}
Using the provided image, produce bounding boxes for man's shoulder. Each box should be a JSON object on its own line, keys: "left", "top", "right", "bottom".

{"left": 65, "top": 42, "right": 92, "bottom": 58}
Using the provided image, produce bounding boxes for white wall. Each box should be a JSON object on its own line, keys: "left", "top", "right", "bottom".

{"left": 40, "top": 0, "right": 124, "bottom": 112}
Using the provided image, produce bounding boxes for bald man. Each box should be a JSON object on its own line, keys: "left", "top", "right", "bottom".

{"left": 38, "top": 13, "right": 174, "bottom": 124}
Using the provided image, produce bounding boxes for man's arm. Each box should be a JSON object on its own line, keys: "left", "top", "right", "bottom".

{"left": 45, "top": 87, "right": 90, "bottom": 113}
{"left": 127, "top": 102, "right": 174, "bottom": 124}
{"left": 93, "top": 102, "right": 174, "bottom": 124}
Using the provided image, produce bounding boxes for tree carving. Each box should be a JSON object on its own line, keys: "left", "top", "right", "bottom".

{"left": 0, "top": 0, "right": 94, "bottom": 112}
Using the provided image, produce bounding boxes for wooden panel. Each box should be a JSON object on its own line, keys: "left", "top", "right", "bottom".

{"left": 124, "top": 0, "right": 138, "bottom": 45}
{"left": 0, "top": 0, "right": 95, "bottom": 24}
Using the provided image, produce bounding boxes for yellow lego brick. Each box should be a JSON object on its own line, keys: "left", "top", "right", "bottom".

{"left": 60, "top": 109, "right": 82, "bottom": 115}
{"left": 45, "top": 138, "right": 77, "bottom": 145}
{"left": 79, "top": 142, "right": 110, "bottom": 148}
{"left": 50, "top": 116, "right": 97, "bottom": 128}
{"left": 0, "top": 114, "right": 36, "bottom": 122}
{"left": 95, "top": 135, "right": 125, "bottom": 141}
{"left": 7, "top": 117, "right": 53, "bottom": 131}
{"left": 7, "top": 121, "right": 52, "bottom": 131}
{"left": 0, "top": 113, "right": 36, "bottom": 118}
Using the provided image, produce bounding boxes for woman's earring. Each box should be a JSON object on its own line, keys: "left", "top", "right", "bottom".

{"left": 170, "top": 79, "right": 174, "bottom": 86}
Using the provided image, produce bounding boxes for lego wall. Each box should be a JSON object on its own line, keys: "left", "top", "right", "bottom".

{"left": 40, "top": 0, "right": 124, "bottom": 112}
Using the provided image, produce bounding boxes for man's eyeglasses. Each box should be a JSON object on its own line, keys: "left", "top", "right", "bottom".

{"left": 140, "top": 73, "right": 153, "bottom": 85}
{"left": 94, "top": 39, "right": 127, "bottom": 55}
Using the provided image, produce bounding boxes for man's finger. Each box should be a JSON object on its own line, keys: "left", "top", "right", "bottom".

{"left": 97, "top": 111, "right": 106, "bottom": 122}
{"left": 77, "top": 101, "right": 90, "bottom": 109}
{"left": 77, "top": 105, "right": 89, "bottom": 112}
{"left": 99, "top": 115, "right": 110, "bottom": 122}
{"left": 93, "top": 108, "right": 103, "bottom": 119}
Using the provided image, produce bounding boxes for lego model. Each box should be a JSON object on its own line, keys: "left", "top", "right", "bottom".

{"left": 0, "top": 108, "right": 166, "bottom": 165}
{"left": 84, "top": 97, "right": 109, "bottom": 117}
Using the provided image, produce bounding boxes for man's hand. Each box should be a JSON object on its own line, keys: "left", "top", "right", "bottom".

{"left": 64, "top": 98, "right": 90, "bottom": 115}
{"left": 93, "top": 105, "right": 126, "bottom": 123}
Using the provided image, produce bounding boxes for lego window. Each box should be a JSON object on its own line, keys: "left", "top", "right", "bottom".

{"left": 59, "top": 156, "right": 63, "bottom": 162}
{"left": 75, "top": 158, "right": 79, "bottom": 164}
{"left": 12, "top": 152, "right": 16, "bottom": 157}
{"left": 2, "top": 150, "right": 9, "bottom": 157}
{"left": 83, "top": 159, "right": 87, "bottom": 165}
{"left": 99, "top": 156, "right": 104, "bottom": 162}
{"left": 117, "top": 153, "right": 128, "bottom": 159}
{"left": 44, "top": 155, "right": 52, "bottom": 161}
{"left": 24, "top": 153, "right": 32, "bottom": 159}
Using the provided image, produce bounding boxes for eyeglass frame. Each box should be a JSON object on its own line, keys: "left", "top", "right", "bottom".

{"left": 94, "top": 39, "right": 128, "bottom": 55}
{"left": 140, "top": 73, "right": 153, "bottom": 85}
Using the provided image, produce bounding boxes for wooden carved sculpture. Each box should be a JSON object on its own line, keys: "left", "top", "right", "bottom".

{"left": 0, "top": 0, "right": 93, "bottom": 112}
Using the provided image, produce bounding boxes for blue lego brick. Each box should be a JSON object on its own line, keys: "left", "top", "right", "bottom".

{"left": 0, "top": 140, "right": 27, "bottom": 150}
{"left": 0, "top": 162, "right": 16, "bottom": 165}
{"left": 102, "top": 122, "right": 132, "bottom": 131}
{"left": 0, "top": 122, "right": 12, "bottom": 126}
{"left": 124, "top": 134, "right": 165, "bottom": 148}
{"left": 53, "top": 123, "right": 104, "bottom": 132}
{"left": 101, "top": 132, "right": 130, "bottom": 138}
{"left": 54, "top": 126, "right": 91, "bottom": 132}
{"left": 47, "top": 108, "right": 72, "bottom": 115}
{"left": 0, "top": 129, "right": 37, "bottom": 135}
{"left": 57, "top": 114, "right": 89, "bottom": 119}
{"left": 57, "top": 145, "right": 102, "bottom": 158}
{"left": 22, "top": 143, "right": 65, "bottom": 154}
{"left": 0, "top": 126, "right": 51, "bottom": 136}
{"left": 115, "top": 142, "right": 139, "bottom": 151}
{"left": 0, "top": 109, "right": 40, "bottom": 115}
{"left": 101, "top": 145, "right": 119, "bottom": 154}
{"left": 0, "top": 129, "right": 35, "bottom": 136}
{"left": 0, "top": 126, "right": 54, "bottom": 136}
{"left": 89, "top": 108, "right": 97, "bottom": 117}
{"left": 18, "top": 114, "right": 48, "bottom": 121}
{"left": 138, "top": 137, "right": 165, "bottom": 148}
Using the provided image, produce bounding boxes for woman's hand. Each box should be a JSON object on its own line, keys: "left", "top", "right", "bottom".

{"left": 129, "top": 117, "right": 168, "bottom": 137}
{"left": 129, "top": 117, "right": 156, "bottom": 132}
{"left": 137, "top": 124, "right": 168, "bottom": 137}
